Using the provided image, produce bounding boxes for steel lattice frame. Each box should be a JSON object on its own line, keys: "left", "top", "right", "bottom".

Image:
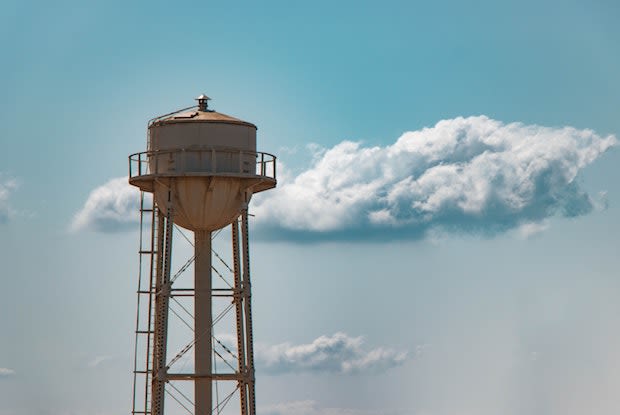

{"left": 131, "top": 183, "right": 258, "bottom": 415}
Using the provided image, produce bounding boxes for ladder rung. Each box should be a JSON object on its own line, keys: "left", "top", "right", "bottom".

{"left": 139, "top": 250, "right": 157, "bottom": 254}
{"left": 136, "top": 330, "right": 154, "bottom": 334}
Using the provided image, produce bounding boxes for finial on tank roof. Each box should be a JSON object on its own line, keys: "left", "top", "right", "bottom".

{"left": 196, "top": 94, "right": 211, "bottom": 112}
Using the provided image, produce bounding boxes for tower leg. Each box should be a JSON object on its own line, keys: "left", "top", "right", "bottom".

{"left": 152, "top": 190, "right": 174, "bottom": 415}
{"left": 232, "top": 219, "right": 248, "bottom": 415}
{"left": 195, "top": 230, "right": 213, "bottom": 415}
{"left": 241, "top": 209, "right": 257, "bottom": 415}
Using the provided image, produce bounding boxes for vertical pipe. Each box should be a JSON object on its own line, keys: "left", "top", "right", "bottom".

{"left": 194, "top": 230, "right": 212, "bottom": 415}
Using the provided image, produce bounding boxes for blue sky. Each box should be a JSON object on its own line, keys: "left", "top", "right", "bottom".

{"left": 1, "top": 0, "right": 620, "bottom": 414}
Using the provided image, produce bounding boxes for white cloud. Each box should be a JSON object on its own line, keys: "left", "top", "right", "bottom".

{"left": 0, "top": 367, "right": 15, "bottom": 377}
{"left": 0, "top": 176, "right": 18, "bottom": 223}
{"left": 87, "top": 355, "right": 114, "bottom": 368}
{"left": 256, "top": 333, "right": 407, "bottom": 375}
{"left": 515, "top": 221, "right": 550, "bottom": 239}
{"left": 174, "top": 333, "right": 407, "bottom": 376}
{"left": 71, "top": 177, "right": 145, "bottom": 232}
{"left": 252, "top": 116, "right": 616, "bottom": 240}
{"left": 260, "top": 400, "right": 402, "bottom": 415}
{"left": 72, "top": 116, "right": 615, "bottom": 239}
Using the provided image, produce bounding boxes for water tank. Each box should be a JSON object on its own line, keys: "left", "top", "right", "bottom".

{"left": 129, "top": 95, "right": 276, "bottom": 231}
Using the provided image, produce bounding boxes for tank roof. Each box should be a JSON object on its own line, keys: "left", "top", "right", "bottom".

{"left": 150, "top": 110, "right": 257, "bottom": 129}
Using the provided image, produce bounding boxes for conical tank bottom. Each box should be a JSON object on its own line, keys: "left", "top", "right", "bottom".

{"left": 154, "top": 177, "right": 253, "bottom": 231}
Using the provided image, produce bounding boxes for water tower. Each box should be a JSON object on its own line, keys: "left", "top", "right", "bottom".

{"left": 128, "top": 95, "right": 276, "bottom": 415}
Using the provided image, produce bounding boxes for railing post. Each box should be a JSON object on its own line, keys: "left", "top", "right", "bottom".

{"left": 131, "top": 150, "right": 277, "bottom": 179}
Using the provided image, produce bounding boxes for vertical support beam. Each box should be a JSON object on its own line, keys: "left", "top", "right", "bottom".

{"left": 152, "top": 187, "right": 174, "bottom": 415}
{"left": 232, "top": 218, "right": 248, "bottom": 415}
{"left": 195, "top": 230, "right": 213, "bottom": 415}
{"left": 241, "top": 209, "right": 257, "bottom": 415}
{"left": 144, "top": 201, "right": 158, "bottom": 413}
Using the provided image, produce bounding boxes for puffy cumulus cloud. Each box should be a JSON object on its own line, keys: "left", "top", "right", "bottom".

{"left": 515, "top": 221, "right": 550, "bottom": 239}
{"left": 0, "top": 367, "right": 15, "bottom": 377}
{"left": 87, "top": 355, "right": 114, "bottom": 368}
{"left": 252, "top": 116, "right": 616, "bottom": 240}
{"left": 256, "top": 333, "right": 407, "bottom": 375}
{"left": 0, "top": 176, "right": 18, "bottom": 223}
{"left": 71, "top": 177, "right": 146, "bottom": 232}
{"left": 260, "top": 401, "right": 402, "bottom": 415}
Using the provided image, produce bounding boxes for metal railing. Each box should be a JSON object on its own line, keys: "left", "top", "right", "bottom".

{"left": 129, "top": 148, "right": 277, "bottom": 181}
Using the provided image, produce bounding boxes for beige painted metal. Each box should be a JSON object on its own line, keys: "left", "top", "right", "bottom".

{"left": 153, "top": 177, "right": 249, "bottom": 231}
{"left": 129, "top": 95, "right": 276, "bottom": 415}
{"left": 130, "top": 108, "right": 276, "bottom": 230}
{"left": 141, "top": 105, "right": 264, "bottom": 232}
{"left": 194, "top": 230, "right": 212, "bottom": 412}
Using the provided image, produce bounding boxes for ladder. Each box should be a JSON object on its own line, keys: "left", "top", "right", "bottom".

{"left": 131, "top": 193, "right": 159, "bottom": 415}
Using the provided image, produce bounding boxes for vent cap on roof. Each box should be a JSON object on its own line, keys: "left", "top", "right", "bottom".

{"left": 196, "top": 94, "right": 211, "bottom": 112}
